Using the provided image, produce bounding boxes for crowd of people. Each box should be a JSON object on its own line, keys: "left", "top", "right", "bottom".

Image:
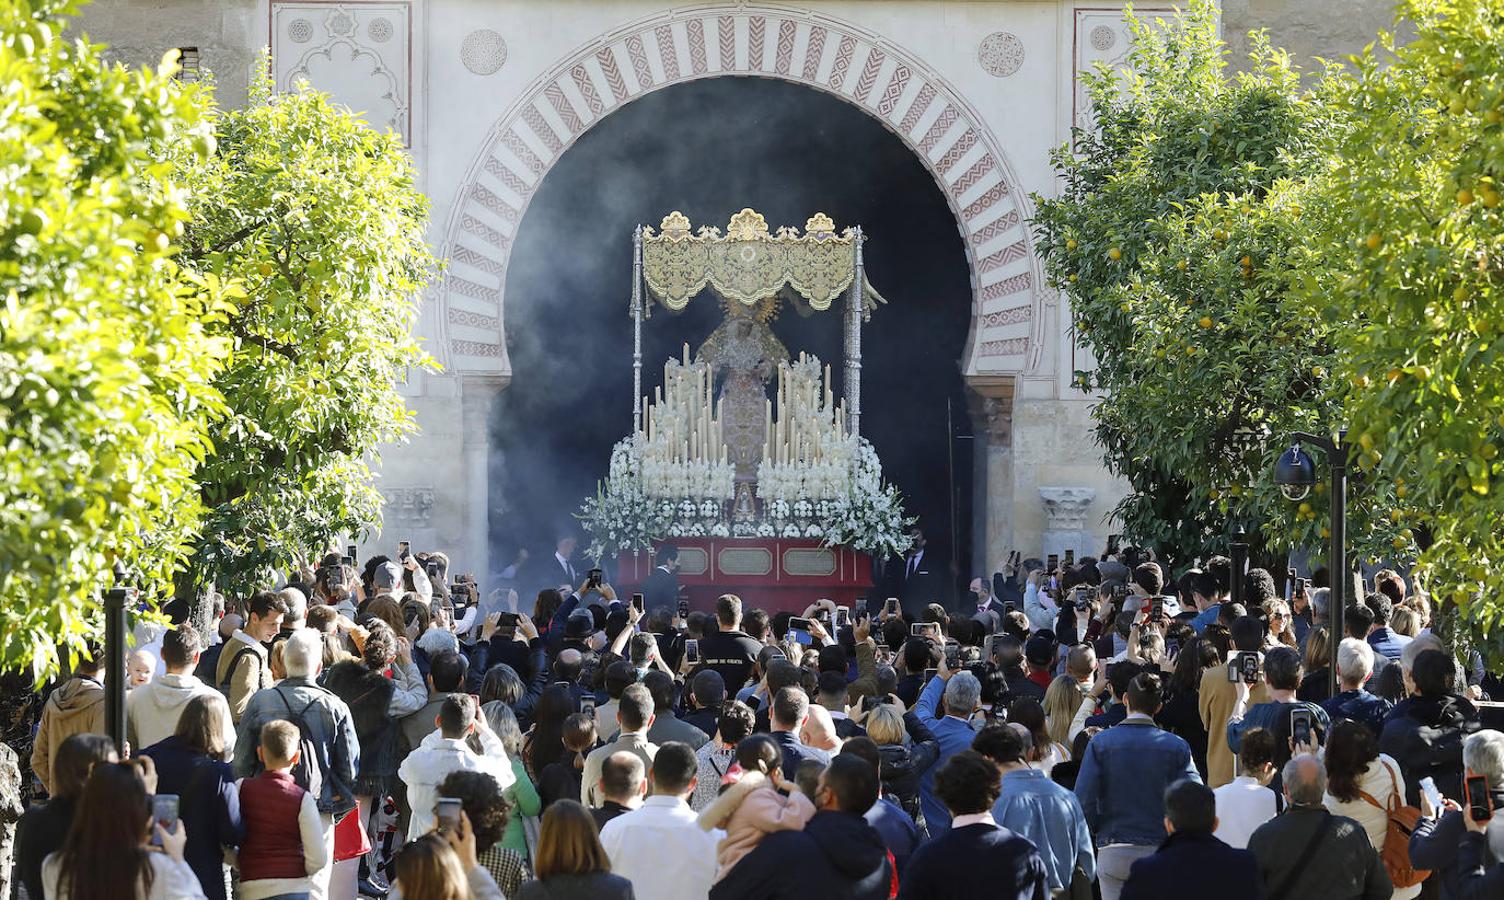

{"left": 3, "top": 538, "right": 1504, "bottom": 900}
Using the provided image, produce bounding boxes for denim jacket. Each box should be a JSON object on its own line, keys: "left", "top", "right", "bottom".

{"left": 1074, "top": 716, "right": 1200, "bottom": 847}
{"left": 234, "top": 676, "right": 360, "bottom": 818}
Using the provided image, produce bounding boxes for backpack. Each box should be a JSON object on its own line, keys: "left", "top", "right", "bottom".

{"left": 1357, "top": 759, "right": 1431, "bottom": 888}
{"left": 273, "top": 686, "right": 328, "bottom": 811}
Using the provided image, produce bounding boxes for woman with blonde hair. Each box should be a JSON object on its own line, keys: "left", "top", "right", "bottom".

{"left": 517, "top": 801, "right": 634, "bottom": 899}
{"left": 391, "top": 812, "right": 506, "bottom": 899}
{"left": 1261, "top": 598, "right": 1298, "bottom": 648}
{"left": 862, "top": 700, "right": 938, "bottom": 833}
{"left": 1043, "top": 675, "right": 1080, "bottom": 756}
{"left": 139, "top": 694, "right": 242, "bottom": 900}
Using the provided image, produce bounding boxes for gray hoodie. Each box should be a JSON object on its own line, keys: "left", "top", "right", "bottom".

{"left": 126, "top": 672, "right": 235, "bottom": 757}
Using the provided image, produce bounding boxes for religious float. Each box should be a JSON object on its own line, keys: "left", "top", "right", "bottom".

{"left": 579, "top": 210, "right": 914, "bottom": 612}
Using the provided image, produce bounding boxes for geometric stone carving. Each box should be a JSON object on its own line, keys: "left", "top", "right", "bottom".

{"left": 383, "top": 487, "right": 436, "bottom": 527}
{"left": 271, "top": 2, "right": 412, "bottom": 144}
{"left": 1090, "top": 25, "right": 1117, "bottom": 52}
{"left": 461, "top": 29, "right": 508, "bottom": 75}
{"left": 977, "top": 31, "right": 1025, "bottom": 77}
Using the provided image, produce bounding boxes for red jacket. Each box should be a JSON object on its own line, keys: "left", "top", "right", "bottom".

{"left": 238, "top": 771, "right": 307, "bottom": 881}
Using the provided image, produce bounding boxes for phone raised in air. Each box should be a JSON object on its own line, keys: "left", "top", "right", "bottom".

{"left": 1290, "top": 707, "right": 1314, "bottom": 748}
{"left": 346, "top": 543, "right": 358, "bottom": 562}
{"left": 398, "top": 539, "right": 411, "bottom": 560}
{"left": 835, "top": 606, "right": 851, "bottom": 628}
{"left": 1064, "top": 549, "right": 1075, "bottom": 567}
{"left": 1047, "top": 553, "right": 1060, "bottom": 573}
{"left": 435, "top": 797, "right": 463, "bottom": 833}
{"left": 632, "top": 593, "right": 645, "bottom": 614}
{"left": 1466, "top": 773, "right": 1493, "bottom": 823}
{"left": 677, "top": 598, "right": 690, "bottom": 619}
{"left": 580, "top": 695, "right": 596, "bottom": 718}
{"left": 787, "top": 617, "right": 815, "bottom": 645}
{"left": 684, "top": 638, "right": 701, "bottom": 665}
{"left": 149, "top": 793, "right": 180, "bottom": 847}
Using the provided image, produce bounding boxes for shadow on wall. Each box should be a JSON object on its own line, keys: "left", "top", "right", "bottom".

{"left": 491, "top": 76, "right": 975, "bottom": 585}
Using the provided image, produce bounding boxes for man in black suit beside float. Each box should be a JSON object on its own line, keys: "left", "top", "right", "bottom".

{"left": 641, "top": 544, "right": 681, "bottom": 612}
{"left": 888, "top": 526, "right": 946, "bottom": 617}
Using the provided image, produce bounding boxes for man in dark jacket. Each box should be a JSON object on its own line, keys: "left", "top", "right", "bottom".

{"left": 769, "top": 687, "right": 832, "bottom": 779}
{"left": 1121, "top": 779, "right": 1259, "bottom": 900}
{"left": 1408, "top": 728, "right": 1504, "bottom": 900}
{"left": 711, "top": 755, "right": 894, "bottom": 900}
{"left": 898, "top": 750, "right": 1048, "bottom": 900}
{"left": 1248, "top": 754, "right": 1391, "bottom": 900}
{"left": 1380, "top": 649, "right": 1480, "bottom": 807}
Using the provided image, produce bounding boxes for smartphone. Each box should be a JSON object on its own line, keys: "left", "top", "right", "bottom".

{"left": 1003, "top": 600, "right": 1017, "bottom": 614}
{"left": 1290, "top": 707, "right": 1314, "bottom": 748}
{"left": 1064, "top": 549, "right": 1075, "bottom": 567}
{"left": 149, "top": 793, "right": 179, "bottom": 847}
{"left": 340, "top": 555, "right": 355, "bottom": 567}
{"left": 911, "top": 622, "right": 939, "bottom": 639}
{"left": 884, "top": 597, "right": 900, "bottom": 616}
{"left": 1151, "top": 596, "right": 1165, "bottom": 622}
{"left": 1074, "top": 586, "right": 1094, "bottom": 611}
{"left": 923, "top": 667, "right": 938, "bottom": 682}
{"left": 835, "top": 606, "right": 851, "bottom": 628}
{"left": 497, "top": 611, "right": 519, "bottom": 627}
{"left": 1466, "top": 773, "right": 1493, "bottom": 823}
{"left": 435, "top": 797, "right": 463, "bottom": 833}
{"left": 944, "top": 640, "right": 960, "bottom": 669}
{"left": 676, "top": 597, "right": 689, "bottom": 619}
{"left": 787, "top": 617, "right": 815, "bottom": 645}
{"left": 450, "top": 583, "right": 468, "bottom": 603}
{"left": 1106, "top": 534, "right": 1121, "bottom": 555}
{"left": 632, "top": 592, "right": 645, "bottom": 614}
{"left": 1240, "top": 651, "right": 1260, "bottom": 684}
{"left": 580, "top": 695, "right": 596, "bottom": 718}
{"left": 588, "top": 567, "right": 603, "bottom": 586}
{"left": 1047, "top": 553, "right": 1060, "bottom": 574}
{"left": 861, "top": 695, "right": 884, "bottom": 712}
{"left": 855, "top": 606, "right": 870, "bottom": 625}
{"left": 1286, "top": 567, "right": 1298, "bottom": 602}
{"left": 684, "top": 638, "right": 701, "bottom": 665}
{"left": 1419, "top": 776, "right": 1444, "bottom": 813}
{"left": 346, "top": 542, "right": 358, "bottom": 562}
{"left": 398, "top": 539, "right": 411, "bottom": 560}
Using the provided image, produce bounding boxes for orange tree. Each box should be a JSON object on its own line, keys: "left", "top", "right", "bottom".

{"left": 1032, "top": 0, "right": 1399, "bottom": 565}
{"left": 1310, "top": 0, "right": 1504, "bottom": 652}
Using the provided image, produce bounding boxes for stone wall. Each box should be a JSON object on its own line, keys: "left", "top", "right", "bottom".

{"left": 1223, "top": 0, "right": 1400, "bottom": 73}
{"left": 75, "top": 0, "right": 261, "bottom": 107}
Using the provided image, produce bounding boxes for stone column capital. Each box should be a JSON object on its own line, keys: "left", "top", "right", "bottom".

{"left": 1038, "top": 486, "right": 1095, "bottom": 531}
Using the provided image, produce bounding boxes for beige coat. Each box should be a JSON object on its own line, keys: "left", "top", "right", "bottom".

{"left": 31, "top": 676, "right": 105, "bottom": 794}
{"left": 215, "top": 632, "right": 270, "bottom": 723}
{"left": 1199, "top": 665, "right": 1269, "bottom": 788}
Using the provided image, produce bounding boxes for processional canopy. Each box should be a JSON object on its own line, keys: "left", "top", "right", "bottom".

{"left": 640, "top": 208, "right": 884, "bottom": 315}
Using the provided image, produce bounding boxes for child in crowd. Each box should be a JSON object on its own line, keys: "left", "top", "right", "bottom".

{"left": 696, "top": 733, "right": 816, "bottom": 882}
{"left": 127, "top": 649, "right": 156, "bottom": 689}
{"left": 237, "top": 720, "right": 330, "bottom": 900}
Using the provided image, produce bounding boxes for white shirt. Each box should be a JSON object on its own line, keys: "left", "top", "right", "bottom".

{"left": 397, "top": 730, "right": 515, "bottom": 840}
{"left": 44, "top": 849, "right": 206, "bottom": 899}
{"left": 1212, "top": 775, "right": 1278, "bottom": 849}
{"left": 951, "top": 811, "right": 997, "bottom": 829}
{"left": 599, "top": 795, "right": 723, "bottom": 900}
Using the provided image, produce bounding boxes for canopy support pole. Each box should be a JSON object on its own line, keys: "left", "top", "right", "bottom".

{"left": 632, "top": 225, "right": 644, "bottom": 433}
{"left": 845, "top": 228, "right": 865, "bottom": 436}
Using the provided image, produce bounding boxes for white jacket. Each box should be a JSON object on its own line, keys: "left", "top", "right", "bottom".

{"left": 397, "top": 729, "right": 514, "bottom": 840}
{"left": 126, "top": 672, "right": 236, "bottom": 756}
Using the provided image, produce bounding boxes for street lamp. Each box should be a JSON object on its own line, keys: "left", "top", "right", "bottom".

{"left": 103, "top": 561, "right": 135, "bottom": 754}
{"left": 1274, "top": 432, "right": 1350, "bottom": 699}
{"left": 1229, "top": 528, "right": 1249, "bottom": 608}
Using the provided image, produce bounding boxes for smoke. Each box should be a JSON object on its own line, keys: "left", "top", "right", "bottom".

{"left": 491, "top": 77, "right": 974, "bottom": 578}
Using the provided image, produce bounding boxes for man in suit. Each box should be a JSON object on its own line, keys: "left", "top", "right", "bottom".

{"left": 641, "top": 543, "right": 681, "bottom": 612}
{"left": 1121, "top": 779, "right": 1259, "bottom": 900}
{"left": 538, "top": 533, "right": 579, "bottom": 592}
{"left": 889, "top": 527, "right": 945, "bottom": 616}
{"left": 581, "top": 684, "right": 658, "bottom": 805}
{"left": 899, "top": 750, "right": 1050, "bottom": 900}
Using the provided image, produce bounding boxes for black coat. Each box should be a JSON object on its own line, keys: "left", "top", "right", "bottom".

{"left": 711, "top": 811, "right": 893, "bottom": 900}
{"left": 1378, "top": 693, "right": 1480, "bottom": 807}
{"left": 323, "top": 660, "right": 399, "bottom": 778}
{"left": 139, "top": 735, "right": 244, "bottom": 900}
{"left": 1120, "top": 831, "right": 1261, "bottom": 900}
{"left": 640, "top": 565, "right": 679, "bottom": 612}
{"left": 898, "top": 822, "right": 1049, "bottom": 900}
{"left": 877, "top": 738, "right": 938, "bottom": 827}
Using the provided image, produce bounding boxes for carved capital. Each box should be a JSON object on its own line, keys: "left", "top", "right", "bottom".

{"left": 383, "top": 487, "right": 436, "bottom": 527}
{"left": 1039, "top": 487, "right": 1095, "bottom": 532}
{"left": 967, "top": 375, "right": 1015, "bottom": 447}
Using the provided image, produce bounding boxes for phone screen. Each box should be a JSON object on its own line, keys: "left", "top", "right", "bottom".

{"left": 580, "top": 696, "right": 596, "bottom": 717}
{"left": 150, "top": 794, "right": 179, "bottom": 846}
{"left": 835, "top": 606, "right": 850, "bottom": 628}
{"left": 398, "top": 540, "right": 411, "bottom": 560}
{"left": 1064, "top": 549, "right": 1075, "bottom": 567}
{"left": 435, "top": 797, "right": 463, "bottom": 833}
{"left": 788, "top": 618, "right": 814, "bottom": 645}
{"left": 632, "top": 593, "right": 645, "bottom": 613}
{"left": 685, "top": 639, "right": 700, "bottom": 664}
{"left": 346, "top": 543, "right": 358, "bottom": 561}
{"left": 1290, "top": 708, "right": 1313, "bottom": 747}
{"left": 923, "top": 667, "right": 938, "bottom": 682}
{"left": 1466, "top": 774, "right": 1493, "bottom": 822}
{"left": 1240, "top": 652, "right": 1260, "bottom": 684}
{"left": 944, "top": 641, "right": 960, "bottom": 668}
{"left": 677, "top": 598, "right": 689, "bottom": 619}
{"left": 1047, "top": 553, "right": 1060, "bottom": 573}
{"left": 1420, "top": 777, "right": 1444, "bottom": 812}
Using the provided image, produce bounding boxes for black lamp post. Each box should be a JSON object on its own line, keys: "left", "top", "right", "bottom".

{"left": 1275, "top": 431, "right": 1350, "bottom": 699}
{"left": 103, "top": 561, "right": 135, "bottom": 754}
{"left": 1229, "top": 528, "right": 1249, "bottom": 608}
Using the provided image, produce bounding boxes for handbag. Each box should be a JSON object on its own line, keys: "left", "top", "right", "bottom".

{"left": 1357, "top": 760, "right": 1431, "bottom": 888}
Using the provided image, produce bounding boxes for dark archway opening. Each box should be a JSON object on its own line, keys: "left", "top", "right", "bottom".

{"left": 492, "top": 76, "right": 974, "bottom": 601}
